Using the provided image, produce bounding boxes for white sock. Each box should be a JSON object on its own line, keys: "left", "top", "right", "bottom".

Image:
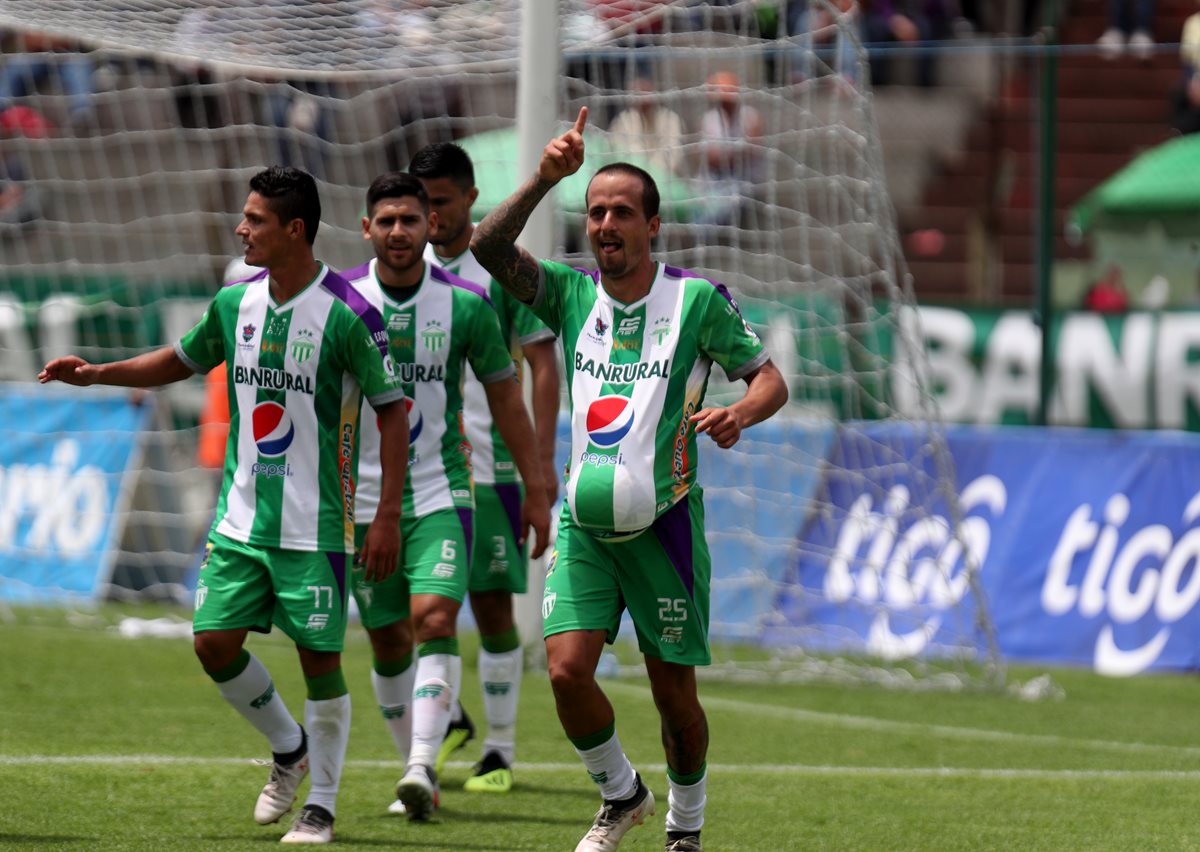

{"left": 574, "top": 729, "right": 636, "bottom": 801}
{"left": 665, "top": 771, "right": 707, "bottom": 833}
{"left": 408, "top": 652, "right": 460, "bottom": 769}
{"left": 478, "top": 646, "right": 522, "bottom": 764}
{"left": 371, "top": 664, "right": 416, "bottom": 763}
{"left": 215, "top": 653, "right": 303, "bottom": 755}
{"left": 304, "top": 694, "right": 351, "bottom": 817}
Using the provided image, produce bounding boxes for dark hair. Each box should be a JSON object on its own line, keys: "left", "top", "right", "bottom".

{"left": 408, "top": 142, "right": 475, "bottom": 191}
{"left": 365, "top": 171, "right": 430, "bottom": 217}
{"left": 587, "top": 162, "right": 660, "bottom": 220}
{"left": 249, "top": 166, "right": 321, "bottom": 245}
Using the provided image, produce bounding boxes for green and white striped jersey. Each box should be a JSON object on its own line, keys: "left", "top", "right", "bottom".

{"left": 346, "top": 258, "right": 516, "bottom": 521}
{"left": 533, "top": 260, "right": 768, "bottom": 537}
{"left": 175, "top": 265, "right": 405, "bottom": 553}
{"left": 424, "top": 244, "right": 555, "bottom": 486}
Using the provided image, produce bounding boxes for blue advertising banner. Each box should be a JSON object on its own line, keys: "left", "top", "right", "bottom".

{"left": 0, "top": 385, "right": 149, "bottom": 603}
{"left": 773, "top": 423, "right": 1200, "bottom": 675}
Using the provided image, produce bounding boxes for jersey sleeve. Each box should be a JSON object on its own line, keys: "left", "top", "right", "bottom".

{"left": 504, "top": 288, "right": 556, "bottom": 346}
{"left": 342, "top": 304, "right": 407, "bottom": 409}
{"left": 468, "top": 296, "right": 519, "bottom": 385}
{"left": 174, "top": 291, "right": 228, "bottom": 374}
{"left": 699, "top": 281, "right": 770, "bottom": 381}
{"left": 532, "top": 259, "right": 578, "bottom": 335}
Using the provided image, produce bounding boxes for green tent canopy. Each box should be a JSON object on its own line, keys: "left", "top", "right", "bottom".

{"left": 1070, "top": 134, "right": 1200, "bottom": 235}
{"left": 454, "top": 124, "right": 695, "bottom": 222}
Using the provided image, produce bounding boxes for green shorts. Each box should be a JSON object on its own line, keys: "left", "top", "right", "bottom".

{"left": 350, "top": 507, "right": 472, "bottom": 630}
{"left": 542, "top": 488, "right": 711, "bottom": 666}
{"left": 469, "top": 482, "right": 528, "bottom": 595}
{"left": 193, "top": 532, "right": 351, "bottom": 653}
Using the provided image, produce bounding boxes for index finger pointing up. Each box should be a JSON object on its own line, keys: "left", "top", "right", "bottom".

{"left": 573, "top": 106, "right": 588, "bottom": 135}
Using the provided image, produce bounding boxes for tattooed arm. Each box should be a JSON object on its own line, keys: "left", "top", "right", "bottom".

{"left": 471, "top": 107, "right": 589, "bottom": 305}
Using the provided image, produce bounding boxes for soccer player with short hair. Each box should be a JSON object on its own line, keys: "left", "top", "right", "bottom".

{"left": 343, "top": 171, "right": 551, "bottom": 820}
{"left": 470, "top": 110, "right": 788, "bottom": 852}
{"left": 409, "top": 141, "right": 561, "bottom": 794}
{"left": 39, "top": 165, "right": 410, "bottom": 846}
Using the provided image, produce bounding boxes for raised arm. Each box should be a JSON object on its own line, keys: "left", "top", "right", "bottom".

{"left": 38, "top": 347, "right": 195, "bottom": 387}
{"left": 470, "top": 107, "right": 589, "bottom": 305}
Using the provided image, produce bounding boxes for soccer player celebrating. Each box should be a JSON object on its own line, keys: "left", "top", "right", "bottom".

{"left": 409, "top": 142, "right": 560, "bottom": 794}
{"left": 343, "top": 171, "right": 551, "bottom": 820}
{"left": 470, "top": 109, "right": 788, "bottom": 852}
{"left": 39, "top": 166, "right": 410, "bottom": 845}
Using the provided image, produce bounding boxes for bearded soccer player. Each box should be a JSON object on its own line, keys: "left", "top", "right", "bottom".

{"left": 39, "top": 166, "right": 410, "bottom": 845}
{"left": 410, "top": 142, "right": 560, "bottom": 794}
{"left": 470, "top": 110, "right": 788, "bottom": 852}
{"left": 344, "top": 171, "right": 550, "bottom": 821}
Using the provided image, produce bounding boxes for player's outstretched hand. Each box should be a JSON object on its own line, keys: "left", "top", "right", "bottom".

{"left": 359, "top": 516, "right": 401, "bottom": 583}
{"left": 690, "top": 406, "right": 743, "bottom": 449}
{"left": 538, "top": 106, "right": 588, "bottom": 184}
{"left": 38, "top": 355, "right": 98, "bottom": 386}
{"left": 521, "top": 489, "right": 552, "bottom": 560}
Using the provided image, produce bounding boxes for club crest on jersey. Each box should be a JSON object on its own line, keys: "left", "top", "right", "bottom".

{"left": 290, "top": 328, "right": 316, "bottom": 364}
{"left": 586, "top": 395, "right": 635, "bottom": 447}
{"left": 253, "top": 401, "right": 294, "bottom": 457}
{"left": 421, "top": 320, "right": 446, "bottom": 352}
{"left": 651, "top": 317, "right": 672, "bottom": 346}
{"left": 241, "top": 323, "right": 256, "bottom": 343}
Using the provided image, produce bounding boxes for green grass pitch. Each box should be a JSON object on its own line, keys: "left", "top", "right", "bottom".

{"left": 3, "top": 603, "right": 1200, "bottom": 850}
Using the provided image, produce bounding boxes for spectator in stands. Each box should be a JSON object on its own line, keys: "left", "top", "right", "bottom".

{"left": 0, "top": 105, "right": 48, "bottom": 230}
{"left": 1097, "top": 0, "right": 1157, "bottom": 62}
{"left": 1082, "top": 264, "right": 1130, "bottom": 314}
{"left": 0, "top": 31, "right": 97, "bottom": 133}
{"left": 170, "top": 0, "right": 234, "bottom": 129}
{"left": 1170, "top": 5, "right": 1200, "bottom": 135}
{"left": 786, "top": 0, "right": 860, "bottom": 86}
{"left": 698, "top": 70, "right": 764, "bottom": 226}
{"left": 567, "top": 0, "right": 670, "bottom": 120}
{"left": 859, "top": 0, "right": 954, "bottom": 88}
{"left": 607, "top": 75, "right": 685, "bottom": 175}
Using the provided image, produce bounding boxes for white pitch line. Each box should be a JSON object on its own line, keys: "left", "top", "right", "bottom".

{"left": 600, "top": 680, "right": 1200, "bottom": 758}
{"left": 0, "top": 755, "right": 1198, "bottom": 781}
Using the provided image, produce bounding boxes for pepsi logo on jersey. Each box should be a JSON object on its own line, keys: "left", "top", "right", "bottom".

{"left": 253, "top": 401, "right": 294, "bottom": 457}
{"left": 586, "top": 395, "right": 634, "bottom": 447}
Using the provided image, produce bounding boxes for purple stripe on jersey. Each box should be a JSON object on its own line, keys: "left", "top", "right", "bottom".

{"left": 340, "top": 261, "right": 371, "bottom": 282}
{"left": 226, "top": 268, "right": 269, "bottom": 288}
{"left": 664, "top": 265, "right": 745, "bottom": 316}
{"left": 574, "top": 266, "right": 602, "bottom": 285}
{"left": 652, "top": 495, "right": 695, "bottom": 597}
{"left": 325, "top": 551, "right": 348, "bottom": 615}
{"left": 457, "top": 507, "right": 475, "bottom": 556}
{"left": 493, "top": 482, "right": 524, "bottom": 551}
{"left": 321, "top": 269, "right": 390, "bottom": 357}
{"left": 432, "top": 265, "right": 494, "bottom": 307}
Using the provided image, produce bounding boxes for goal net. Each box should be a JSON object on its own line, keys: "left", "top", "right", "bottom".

{"left": 0, "top": 0, "right": 1003, "bottom": 688}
